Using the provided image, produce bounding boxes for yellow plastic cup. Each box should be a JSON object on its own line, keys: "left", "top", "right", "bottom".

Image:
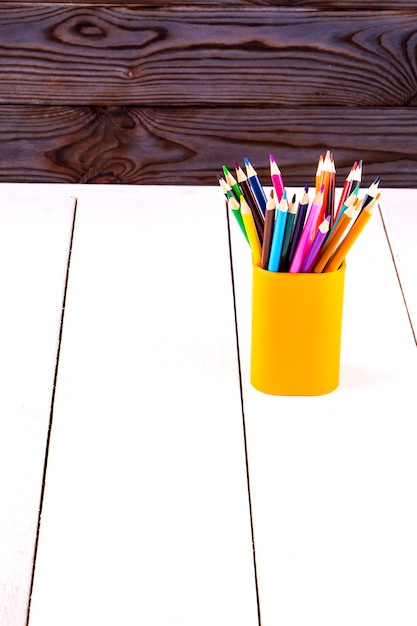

{"left": 250, "top": 263, "right": 346, "bottom": 396}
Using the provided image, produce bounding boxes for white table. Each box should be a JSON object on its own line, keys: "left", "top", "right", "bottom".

{"left": 0, "top": 184, "right": 415, "bottom": 626}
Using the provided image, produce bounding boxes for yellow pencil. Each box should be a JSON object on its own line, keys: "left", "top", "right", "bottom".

{"left": 240, "top": 194, "right": 262, "bottom": 266}
{"left": 324, "top": 193, "right": 380, "bottom": 272}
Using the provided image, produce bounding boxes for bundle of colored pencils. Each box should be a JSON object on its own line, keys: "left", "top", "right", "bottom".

{"left": 218, "top": 151, "right": 381, "bottom": 273}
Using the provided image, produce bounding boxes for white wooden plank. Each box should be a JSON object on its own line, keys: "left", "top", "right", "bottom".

{"left": 230, "top": 187, "right": 417, "bottom": 626}
{"left": 379, "top": 188, "right": 417, "bottom": 342}
{"left": 28, "top": 187, "right": 259, "bottom": 626}
{"left": 0, "top": 188, "right": 75, "bottom": 626}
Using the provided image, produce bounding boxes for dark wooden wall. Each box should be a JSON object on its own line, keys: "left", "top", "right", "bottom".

{"left": 1, "top": 1, "right": 417, "bottom": 187}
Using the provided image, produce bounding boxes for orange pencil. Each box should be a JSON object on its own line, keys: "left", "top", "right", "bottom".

{"left": 312, "top": 202, "right": 357, "bottom": 273}
{"left": 324, "top": 193, "right": 380, "bottom": 272}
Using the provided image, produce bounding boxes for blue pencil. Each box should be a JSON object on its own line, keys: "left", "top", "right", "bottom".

{"left": 268, "top": 192, "right": 288, "bottom": 272}
{"left": 244, "top": 157, "right": 268, "bottom": 216}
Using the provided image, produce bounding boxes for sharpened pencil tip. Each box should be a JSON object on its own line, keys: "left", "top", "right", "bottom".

{"left": 243, "top": 156, "right": 250, "bottom": 167}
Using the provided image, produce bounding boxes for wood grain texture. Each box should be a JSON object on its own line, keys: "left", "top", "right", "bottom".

{"left": 1, "top": 1, "right": 417, "bottom": 7}
{"left": 0, "top": 105, "right": 416, "bottom": 186}
{"left": 0, "top": 6, "right": 417, "bottom": 106}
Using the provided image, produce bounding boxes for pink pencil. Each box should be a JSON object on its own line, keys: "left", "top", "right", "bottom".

{"left": 289, "top": 186, "right": 324, "bottom": 273}
{"left": 300, "top": 216, "right": 331, "bottom": 273}
{"left": 269, "top": 153, "right": 286, "bottom": 202}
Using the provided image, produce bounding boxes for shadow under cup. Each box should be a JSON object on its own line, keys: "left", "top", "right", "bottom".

{"left": 250, "top": 262, "right": 346, "bottom": 396}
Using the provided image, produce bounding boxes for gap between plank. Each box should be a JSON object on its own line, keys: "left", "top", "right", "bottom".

{"left": 25, "top": 198, "right": 78, "bottom": 626}
{"left": 226, "top": 204, "right": 262, "bottom": 626}
{"left": 378, "top": 204, "right": 417, "bottom": 345}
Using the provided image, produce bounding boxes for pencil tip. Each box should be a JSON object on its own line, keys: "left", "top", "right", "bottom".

{"left": 243, "top": 156, "right": 250, "bottom": 167}
{"left": 222, "top": 164, "right": 230, "bottom": 175}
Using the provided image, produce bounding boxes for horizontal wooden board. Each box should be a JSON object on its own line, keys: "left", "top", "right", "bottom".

{"left": 0, "top": 6, "right": 417, "bottom": 106}
{"left": 0, "top": 105, "right": 416, "bottom": 187}
{"left": 2, "top": 1, "right": 417, "bottom": 7}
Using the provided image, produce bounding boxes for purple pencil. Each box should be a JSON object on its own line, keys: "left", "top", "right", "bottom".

{"left": 289, "top": 186, "right": 324, "bottom": 273}
{"left": 286, "top": 185, "right": 309, "bottom": 271}
{"left": 300, "top": 216, "right": 331, "bottom": 273}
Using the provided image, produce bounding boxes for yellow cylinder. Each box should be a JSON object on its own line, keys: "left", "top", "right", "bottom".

{"left": 250, "top": 263, "right": 346, "bottom": 396}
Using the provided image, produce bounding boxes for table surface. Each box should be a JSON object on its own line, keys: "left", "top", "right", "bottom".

{"left": 0, "top": 184, "right": 416, "bottom": 626}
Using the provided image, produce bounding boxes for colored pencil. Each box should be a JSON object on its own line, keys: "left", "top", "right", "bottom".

{"left": 269, "top": 153, "right": 286, "bottom": 202}
{"left": 244, "top": 157, "right": 268, "bottom": 216}
{"left": 335, "top": 160, "right": 357, "bottom": 218}
{"left": 327, "top": 188, "right": 359, "bottom": 237}
{"left": 239, "top": 195, "right": 262, "bottom": 266}
{"left": 312, "top": 203, "right": 357, "bottom": 273}
{"left": 324, "top": 194, "right": 379, "bottom": 272}
{"left": 235, "top": 162, "right": 264, "bottom": 242}
{"left": 218, "top": 175, "right": 237, "bottom": 201}
{"left": 361, "top": 175, "right": 381, "bottom": 210}
{"left": 301, "top": 216, "right": 331, "bottom": 273}
{"left": 226, "top": 194, "right": 249, "bottom": 243}
{"left": 287, "top": 185, "right": 309, "bottom": 269}
{"left": 223, "top": 165, "right": 242, "bottom": 201}
{"left": 279, "top": 193, "right": 297, "bottom": 271}
{"left": 220, "top": 177, "right": 248, "bottom": 241}
{"left": 268, "top": 193, "right": 288, "bottom": 272}
{"left": 318, "top": 150, "right": 333, "bottom": 225}
{"left": 261, "top": 190, "right": 276, "bottom": 269}
{"left": 221, "top": 152, "right": 381, "bottom": 278}
{"left": 329, "top": 154, "right": 336, "bottom": 222}
{"left": 315, "top": 155, "right": 324, "bottom": 193}
{"left": 349, "top": 159, "right": 362, "bottom": 194}
{"left": 289, "top": 186, "right": 324, "bottom": 273}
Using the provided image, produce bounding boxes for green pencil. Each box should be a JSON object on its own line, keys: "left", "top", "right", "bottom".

{"left": 279, "top": 193, "right": 297, "bottom": 271}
